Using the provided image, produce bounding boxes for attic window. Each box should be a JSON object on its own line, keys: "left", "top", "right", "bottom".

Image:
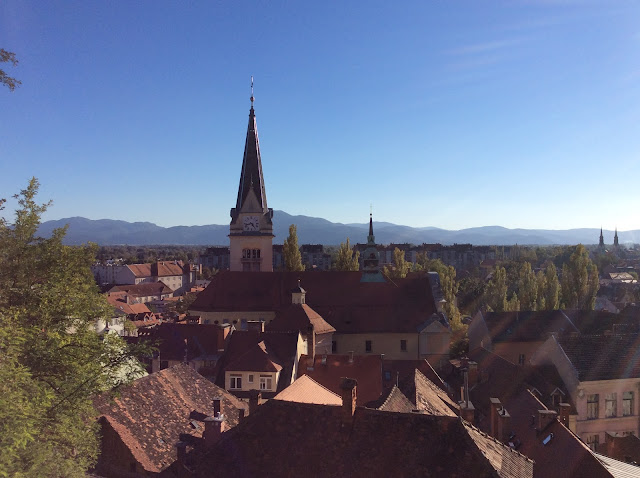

{"left": 542, "top": 433, "right": 554, "bottom": 446}
{"left": 190, "top": 420, "right": 201, "bottom": 430}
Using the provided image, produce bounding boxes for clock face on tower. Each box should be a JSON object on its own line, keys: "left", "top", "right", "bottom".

{"left": 243, "top": 216, "right": 260, "bottom": 231}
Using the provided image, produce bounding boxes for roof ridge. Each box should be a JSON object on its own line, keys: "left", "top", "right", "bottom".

{"left": 461, "top": 418, "right": 534, "bottom": 463}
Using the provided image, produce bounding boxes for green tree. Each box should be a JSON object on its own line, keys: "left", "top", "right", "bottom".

{"left": 283, "top": 224, "right": 304, "bottom": 271}
{"left": 541, "top": 262, "right": 560, "bottom": 310}
{"left": 1, "top": 48, "right": 21, "bottom": 91}
{"left": 334, "top": 238, "right": 360, "bottom": 271}
{"left": 485, "top": 266, "right": 508, "bottom": 312}
{"left": 516, "top": 262, "right": 538, "bottom": 311}
{"left": 561, "top": 244, "right": 599, "bottom": 309}
{"left": 0, "top": 179, "right": 145, "bottom": 477}
{"left": 383, "top": 247, "right": 410, "bottom": 279}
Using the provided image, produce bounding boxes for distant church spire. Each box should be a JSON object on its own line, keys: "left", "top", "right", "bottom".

{"left": 234, "top": 78, "right": 268, "bottom": 216}
{"left": 599, "top": 227, "right": 605, "bottom": 250}
{"left": 361, "top": 210, "right": 385, "bottom": 282}
{"left": 614, "top": 227, "right": 619, "bottom": 247}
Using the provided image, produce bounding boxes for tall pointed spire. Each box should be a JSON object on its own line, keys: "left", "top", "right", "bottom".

{"left": 614, "top": 227, "right": 619, "bottom": 247}
{"left": 361, "top": 210, "right": 385, "bottom": 282}
{"left": 368, "top": 212, "right": 375, "bottom": 244}
{"left": 599, "top": 227, "right": 605, "bottom": 249}
{"left": 234, "top": 79, "right": 268, "bottom": 215}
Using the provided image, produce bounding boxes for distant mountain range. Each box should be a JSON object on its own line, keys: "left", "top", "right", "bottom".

{"left": 37, "top": 211, "right": 640, "bottom": 246}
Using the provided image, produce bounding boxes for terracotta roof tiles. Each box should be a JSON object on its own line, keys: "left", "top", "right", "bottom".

{"left": 273, "top": 375, "right": 341, "bottom": 405}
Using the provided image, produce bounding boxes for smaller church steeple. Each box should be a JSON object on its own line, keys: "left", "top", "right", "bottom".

{"left": 599, "top": 227, "right": 605, "bottom": 250}
{"left": 614, "top": 227, "right": 619, "bottom": 247}
{"left": 361, "top": 211, "right": 385, "bottom": 283}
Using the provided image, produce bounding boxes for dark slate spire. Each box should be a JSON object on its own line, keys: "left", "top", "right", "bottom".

{"left": 614, "top": 227, "right": 619, "bottom": 247}
{"left": 235, "top": 93, "right": 268, "bottom": 214}
{"left": 368, "top": 213, "right": 375, "bottom": 244}
{"left": 599, "top": 227, "right": 605, "bottom": 248}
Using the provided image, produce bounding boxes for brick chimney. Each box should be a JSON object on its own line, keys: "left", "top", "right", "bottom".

{"left": 489, "top": 398, "right": 502, "bottom": 439}
{"left": 176, "top": 441, "right": 187, "bottom": 465}
{"left": 249, "top": 389, "right": 262, "bottom": 414}
{"left": 537, "top": 409, "right": 557, "bottom": 431}
{"left": 247, "top": 320, "right": 265, "bottom": 333}
{"left": 468, "top": 361, "right": 478, "bottom": 385}
{"left": 212, "top": 396, "right": 222, "bottom": 416}
{"left": 558, "top": 403, "right": 571, "bottom": 427}
{"left": 497, "top": 407, "right": 512, "bottom": 443}
{"left": 203, "top": 413, "right": 225, "bottom": 447}
{"left": 340, "top": 377, "right": 357, "bottom": 426}
{"left": 307, "top": 324, "right": 315, "bottom": 362}
{"left": 238, "top": 408, "right": 245, "bottom": 422}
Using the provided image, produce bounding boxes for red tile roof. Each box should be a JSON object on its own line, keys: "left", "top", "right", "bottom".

{"left": 505, "top": 389, "right": 611, "bottom": 478}
{"left": 189, "top": 400, "right": 533, "bottom": 477}
{"left": 267, "top": 303, "right": 336, "bottom": 335}
{"left": 127, "top": 263, "right": 152, "bottom": 278}
{"left": 191, "top": 271, "right": 437, "bottom": 334}
{"left": 137, "top": 323, "right": 226, "bottom": 362}
{"left": 297, "top": 354, "right": 383, "bottom": 406}
{"left": 273, "top": 375, "right": 341, "bottom": 406}
{"left": 93, "top": 363, "right": 247, "bottom": 475}
{"left": 110, "top": 282, "right": 173, "bottom": 297}
{"left": 106, "top": 294, "right": 151, "bottom": 315}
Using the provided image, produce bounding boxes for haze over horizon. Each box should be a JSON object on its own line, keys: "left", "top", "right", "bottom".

{"left": 2, "top": 1, "right": 639, "bottom": 231}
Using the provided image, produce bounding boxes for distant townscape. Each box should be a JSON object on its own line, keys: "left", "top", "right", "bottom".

{"left": 6, "top": 95, "right": 640, "bottom": 478}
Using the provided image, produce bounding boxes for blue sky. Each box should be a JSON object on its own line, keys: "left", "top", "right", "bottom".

{"left": 2, "top": 1, "right": 639, "bottom": 231}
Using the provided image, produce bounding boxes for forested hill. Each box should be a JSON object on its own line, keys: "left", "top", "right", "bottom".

{"left": 37, "top": 212, "right": 640, "bottom": 246}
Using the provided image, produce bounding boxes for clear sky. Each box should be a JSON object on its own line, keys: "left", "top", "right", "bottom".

{"left": 2, "top": 1, "right": 639, "bottom": 231}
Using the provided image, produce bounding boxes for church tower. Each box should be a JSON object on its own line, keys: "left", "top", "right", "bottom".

{"left": 614, "top": 227, "right": 619, "bottom": 248}
{"left": 361, "top": 213, "right": 385, "bottom": 282}
{"left": 229, "top": 89, "right": 274, "bottom": 271}
{"left": 598, "top": 227, "right": 605, "bottom": 251}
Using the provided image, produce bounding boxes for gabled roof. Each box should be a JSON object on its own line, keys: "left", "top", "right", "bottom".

{"left": 110, "top": 282, "right": 173, "bottom": 297}
{"left": 191, "top": 271, "right": 437, "bottom": 334}
{"left": 267, "top": 303, "right": 336, "bottom": 335}
{"left": 94, "top": 363, "right": 247, "bottom": 474}
{"left": 127, "top": 263, "right": 152, "bottom": 278}
{"left": 414, "top": 369, "right": 459, "bottom": 416}
{"left": 504, "top": 389, "right": 612, "bottom": 478}
{"left": 273, "top": 375, "right": 341, "bottom": 405}
{"left": 297, "top": 354, "right": 383, "bottom": 406}
{"left": 449, "top": 347, "right": 569, "bottom": 416}
{"left": 138, "top": 323, "right": 226, "bottom": 362}
{"left": 558, "top": 334, "right": 640, "bottom": 381}
{"left": 479, "top": 310, "right": 577, "bottom": 344}
{"left": 190, "top": 400, "right": 533, "bottom": 477}
{"left": 374, "top": 385, "right": 415, "bottom": 412}
{"left": 216, "top": 330, "right": 299, "bottom": 395}
{"left": 382, "top": 358, "right": 447, "bottom": 394}
{"left": 106, "top": 293, "right": 151, "bottom": 315}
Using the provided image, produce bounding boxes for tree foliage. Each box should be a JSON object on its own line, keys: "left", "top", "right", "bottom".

{"left": 1, "top": 48, "right": 21, "bottom": 92}
{"left": 561, "top": 244, "right": 599, "bottom": 309}
{"left": 383, "top": 247, "right": 410, "bottom": 279}
{"left": 283, "top": 224, "right": 304, "bottom": 272}
{"left": 334, "top": 238, "right": 360, "bottom": 271}
{"left": 0, "top": 178, "right": 145, "bottom": 477}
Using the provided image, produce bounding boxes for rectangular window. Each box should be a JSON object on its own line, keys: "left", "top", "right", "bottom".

{"left": 518, "top": 354, "right": 525, "bottom": 365}
{"left": 248, "top": 374, "right": 254, "bottom": 384}
{"left": 586, "top": 434, "right": 599, "bottom": 451}
{"left": 332, "top": 340, "right": 337, "bottom": 353}
{"left": 623, "top": 391, "right": 634, "bottom": 416}
{"left": 365, "top": 340, "right": 372, "bottom": 353}
{"left": 587, "top": 394, "right": 599, "bottom": 419}
{"left": 605, "top": 393, "right": 617, "bottom": 418}
{"left": 160, "top": 360, "right": 169, "bottom": 370}
{"left": 229, "top": 375, "right": 242, "bottom": 390}
{"left": 259, "top": 376, "right": 272, "bottom": 390}
{"left": 400, "top": 339, "right": 407, "bottom": 352}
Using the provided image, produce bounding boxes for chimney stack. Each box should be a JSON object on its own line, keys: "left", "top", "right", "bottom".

{"left": 497, "top": 407, "right": 512, "bottom": 443}
{"left": 204, "top": 413, "right": 226, "bottom": 447}
{"left": 340, "top": 377, "right": 357, "bottom": 426}
{"left": 307, "top": 324, "right": 315, "bottom": 362}
{"left": 468, "top": 361, "right": 478, "bottom": 385}
{"left": 238, "top": 408, "right": 245, "bottom": 422}
{"left": 559, "top": 403, "right": 571, "bottom": 427}
{"left": 249, "top": 389, "right": 262, "bottom": 414}
{"left": 489, "top": 398, "right": 501, "bottom": 439}
{"left": 176, "top": 441, "right": 187, "bottom": 465}
{"left": 537, "top": 409, "right": 558, "bottom": 432}
{"left": 212, "top": 396, "right": 222, "bottom": 416}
